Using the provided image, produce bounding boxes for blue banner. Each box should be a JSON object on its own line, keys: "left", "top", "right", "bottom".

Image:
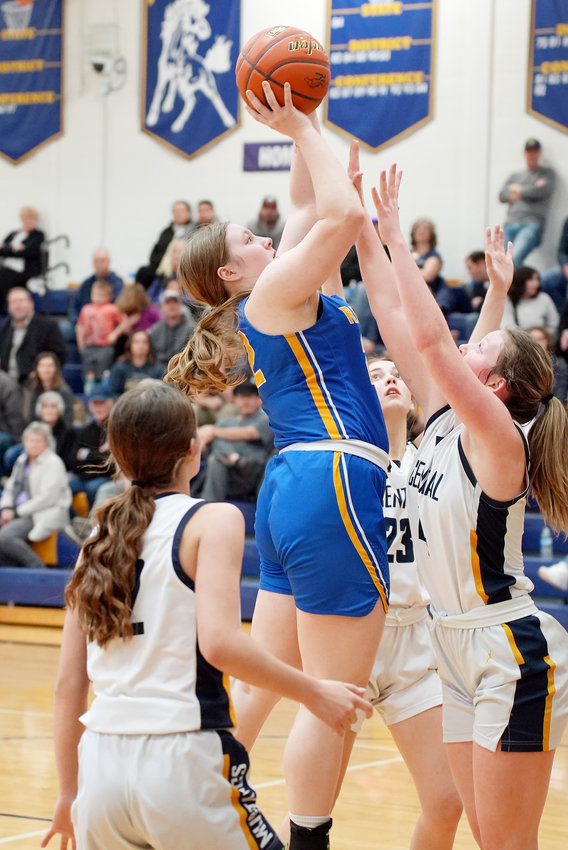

{"left": 142, "top": 0, "right": 240, "bottom": 159}
{"left": 0, "top": 0, "right": 63, "bottom": 164}
{"left": 528, "top": 0, "right": 568, "bottom": 134}
{"left": 324, "top": 1, "right": 436, "bottom": 151}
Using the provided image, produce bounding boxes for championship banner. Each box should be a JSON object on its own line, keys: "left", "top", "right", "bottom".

{"left": 528, "top": 0, "right": 568, "bottom": 135}
{"left": 142, "top": 0, "right": 240, "bottom": 159}
{"left": 0, "top": 0, "right": 64, "bottom": 164}
{"left": 324, "top": 1, "right": 437, "bottom": 151}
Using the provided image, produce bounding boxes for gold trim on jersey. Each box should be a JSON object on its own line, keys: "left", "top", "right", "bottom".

{"left": 285, "top": 333, "right": 343, "bottom": 439}
{"left": 332, "top": 453, "right": 388, "bottom": 612}
{"left": 470, "top": 529, "right": 489, "bottom": 604}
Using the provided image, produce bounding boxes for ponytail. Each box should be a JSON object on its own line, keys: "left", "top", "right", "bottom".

{"left": 166, "top": 293, "right": 247, "bottom": 394}
{"left": 65, "top": 487, "right": 155, "bottom": 646}
{"left": 494, "top": 327, "right": 568, "bottom": 535}
{"left": 165, "top": 220, "right": 248, "bottom": 394}
{"left": 65, "top": 380, "right": 199, "bottom": 646}
{"left": 527, "top": 397, "right": 568, "bottom": 535}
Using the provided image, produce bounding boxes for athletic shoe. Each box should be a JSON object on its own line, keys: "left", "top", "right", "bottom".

{"left": 537, "top": 560, "right": 568, "bottom": 592}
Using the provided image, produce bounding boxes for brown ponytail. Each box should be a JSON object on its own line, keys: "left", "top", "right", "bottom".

{"left": 65, "top": 380, "right": 197, "bottom": 646}
{"left": 165, "top": 221, "right": 247, "bottom": 394}
{"left": 493, "top": 327, "right": 568, "bottom": 534}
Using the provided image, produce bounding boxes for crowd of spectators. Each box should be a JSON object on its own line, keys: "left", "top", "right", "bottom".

{"left": 1, "top": 161, "right": 567, "bottom": 566}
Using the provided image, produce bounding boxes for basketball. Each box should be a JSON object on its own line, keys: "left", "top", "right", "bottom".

{"left": 236, "top": 25, "right": 331, "bottom": 115}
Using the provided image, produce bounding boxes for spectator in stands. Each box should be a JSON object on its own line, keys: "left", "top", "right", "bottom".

{"left": 540, "top": 215, "right": 568, "bottom": 313}
{"left": 109, "top": 330, "right": 162, "bottom": 396}
{"left": 411, "top": 218, "right": 471, "bottom": 317}
{"left": 149, "top": 289, "right": 196, "bottom": 372}
{"left": 194, "top": 379, "right": 274, "bottom": 501}
{"left": 5, "top": 387, "right": 80, "bottom": 474}
{"left": 246, "top": 195, "right": 285, "bottom": 250}
{"left": 68, "top": 248, "right": 123, "bottom": 327}
{"left": 0, "top": 421, "right": 72, "bottom": 567}
{"left": 24, "top": 351, "right": 75, "bottom": 427}
{"left": 113, "top": 283, "right": 162, "bottom": 357}
{"left": 498, "top": 138, "right": 556, "bottom": 267}
{"left": 502, "top": 265, "right": 559, "bottom": 337}
{"left": 554, "top": 295, "right": 568, "bottom": 390}
{"left": 0, "top": 288, "right": 66, "bottom": 388}
{"left": 192, "top": 389, "right": 234, "bottom": 426}
{"left": 136, "top": 201, "right": 195, "bottom": 288}
{"left": 0, "top": 369, "right": 23, "bottom": 473}
{"left": 68, "top": 384, "right": 115, "bottom": 508}
{"left": 146, "top": 238, "right": 187, "bottom": 303}
{"left": 35, "top": 391, "right": 78, "bottom": 470}
{"left": 196, "top": 199, "right": 218, "bottom": 229}
{"left": 465, "top": 250, "right": 490, "bottom": 312}
{"left": 526, "top": 326, "right": 568, "bottom": 403}
{"left": 538, "top": 558, "right": 568, "bottom": 592}
{"left": 0, "top": 206, "right": 45, "bottom": 313}
{"left": 75, "top": 280, "right": 122, "bottom": 380}
{"left": 64, "top": 470, "right": 131, "bottom": 546}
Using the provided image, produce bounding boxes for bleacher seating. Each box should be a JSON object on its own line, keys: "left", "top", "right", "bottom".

{"left": 0, "top": 501, "right": 261, "bottom": 619}
{"left": 1, "top": 496, "right": 565, "bottom": 630}
{"left": 522, "top": 514, "right": 568, "bottom": 630}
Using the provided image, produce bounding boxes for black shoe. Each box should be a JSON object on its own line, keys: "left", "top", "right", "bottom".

{"left": 289, "top": 818, "right": 332, "bottom": 850}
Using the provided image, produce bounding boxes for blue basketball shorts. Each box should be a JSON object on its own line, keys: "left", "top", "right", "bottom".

{"left": 255, "top": 449, "right": 389, "bottom": 617}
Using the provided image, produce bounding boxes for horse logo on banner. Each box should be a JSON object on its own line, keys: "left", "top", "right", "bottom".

{"left": 142, "top": 0, "right": 240, "bottom": 159}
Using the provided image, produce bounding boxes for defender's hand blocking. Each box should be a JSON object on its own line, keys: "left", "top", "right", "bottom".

{"left": 371, "top": 164, "right": 404, "bottom": 246}
{"left": 347, "top": 140, "right": 365, "bottom": 206}
{"left": 485, "top": 224, "right": 514, "bottom": 294}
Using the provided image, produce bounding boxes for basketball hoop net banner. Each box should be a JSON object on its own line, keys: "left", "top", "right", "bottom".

{"left": 323, "top": 0, "right": 437, "bottom": 152}
{"left": 527, "top": 0, "right": 568, "bottom": 135}
{"left": 0, "top": 0, "right": 64, "bottom": 165}
{"left": 141, "top": 0, "right": 240, "bottom": 159}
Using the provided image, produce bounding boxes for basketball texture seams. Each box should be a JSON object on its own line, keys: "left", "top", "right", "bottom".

{"left": 236, "top": 25, "right": 331, "bottom": 114}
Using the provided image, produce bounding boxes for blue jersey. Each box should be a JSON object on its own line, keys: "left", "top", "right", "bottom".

{"left": 238, "top": 294, "right": 388, "bottom": 452}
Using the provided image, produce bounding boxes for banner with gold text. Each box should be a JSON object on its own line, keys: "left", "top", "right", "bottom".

{"left": 528, "top": 0, "right": 568, "bottom": 134}
{"left": 324, "top": 1, "right": 437, "bottom": 151}
{"left": 0, "top": 0, "right": 63, "bottom": 164}
{"left": 142, "top": 0, "right": 240, "bottom": 159}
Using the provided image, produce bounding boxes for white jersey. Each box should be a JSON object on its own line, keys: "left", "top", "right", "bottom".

{"left": 81, "top": 493, "right": 234, "bottom": 735}
{"left": 406, "top": 406, "right": 533, "bottom": 616}
{"left": 384, "top": 442, "right": 430, "bottom": 616}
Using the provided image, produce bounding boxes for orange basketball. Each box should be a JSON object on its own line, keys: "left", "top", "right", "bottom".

{"left": 236, "top": 25, "right": 330, "bottom": 115}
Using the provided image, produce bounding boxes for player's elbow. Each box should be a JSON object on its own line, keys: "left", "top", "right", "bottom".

{"left": 329, "top": 205, "right": 364, "bottom": 244}
{"left": 199, "top": 630, "right": 235, "bottom": 672}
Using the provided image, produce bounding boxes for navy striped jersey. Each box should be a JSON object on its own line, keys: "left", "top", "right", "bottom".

{"left": 406, "top": 406, "right": 533, "bottom": 616}
{"left": 81, "top": 494, "right": 235, "bottom": 735}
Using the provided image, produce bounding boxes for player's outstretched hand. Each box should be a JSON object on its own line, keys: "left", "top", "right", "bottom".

{"left": 41, "top": 798, "right": 76, "bottom": 850}
{"left": 371, "top": 163, "right": 403, "bottom": 246}
{"left": 306, "top": 679, "right": 372, "bottom": 735}
{"left": 245, "top": 81, "right": 310, "bottom": 140}
{"left": 485, "top": 224, "right": 514, "bottom": 294}
{"left": 347, "top": 140, "right": 365, "bottom": 206}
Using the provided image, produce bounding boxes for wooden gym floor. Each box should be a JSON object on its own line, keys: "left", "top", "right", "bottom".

{"left": 1, "top": 609, "right": 567, "bottom": 849}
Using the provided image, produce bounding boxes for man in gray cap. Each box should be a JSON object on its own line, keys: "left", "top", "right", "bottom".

{"left": 498, "top": 138, "right": 556, "bottom": 266}
{"left": 149, "top": 289, "right": 196, "bottom": 372}
{"left": 246, "top": 196, "right": 285, "bottom": 250}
